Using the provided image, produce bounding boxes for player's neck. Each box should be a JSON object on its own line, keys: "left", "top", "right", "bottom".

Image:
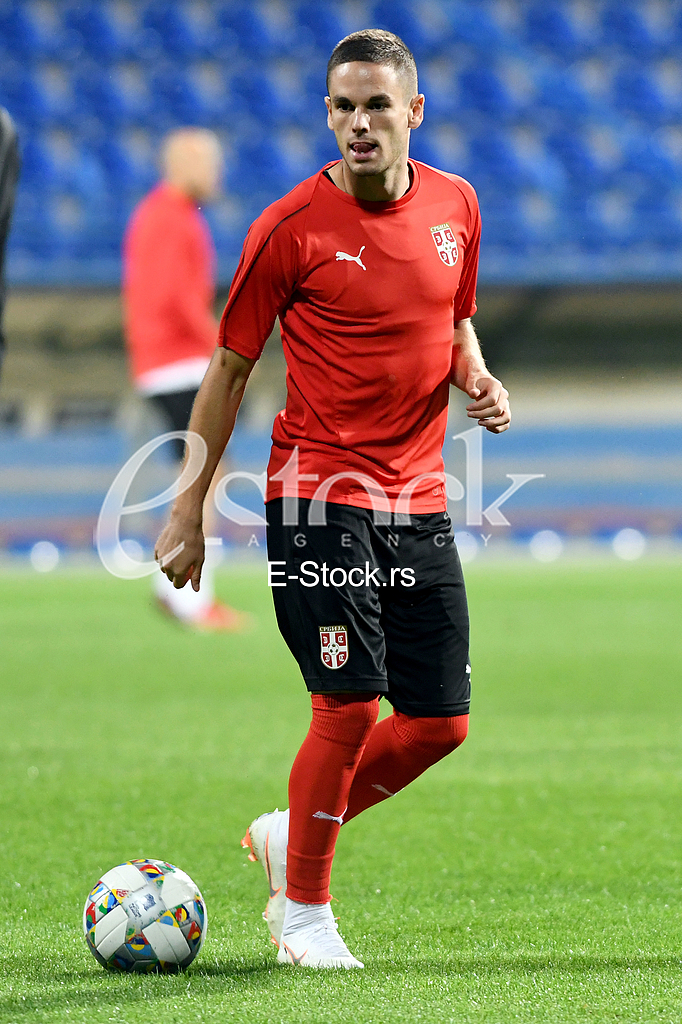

{"left": 330, "top": 159, "right": 412, "bottom": 202}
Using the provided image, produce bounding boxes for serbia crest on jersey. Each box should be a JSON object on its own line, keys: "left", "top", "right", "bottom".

{"left": 430, "top": 222, "right": 459, "bottom": 266}
{"left": 320, "top": 626, "right": 348, "bottom": 669}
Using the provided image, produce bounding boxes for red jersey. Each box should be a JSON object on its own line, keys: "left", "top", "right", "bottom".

{"left": 123, "top": 182, "right": 217, "bottom": 382}
{"left": 219, "top": 160, "right": 481, "bottom": 513}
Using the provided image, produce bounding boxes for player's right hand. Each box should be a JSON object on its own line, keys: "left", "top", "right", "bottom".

{"left": 154, "top": 517, "right": 205, "bottom": 591}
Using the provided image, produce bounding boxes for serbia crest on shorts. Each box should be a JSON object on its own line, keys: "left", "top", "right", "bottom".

{"left": 320, "top": 626, "right": 349, "bottom": 669}
{"left": 430, "top": 223, "right": 458, "bottom": 266}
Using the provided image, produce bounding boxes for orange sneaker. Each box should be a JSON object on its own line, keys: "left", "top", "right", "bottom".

{"left": 193, "top": 602, "right": 249, "bottom": 633}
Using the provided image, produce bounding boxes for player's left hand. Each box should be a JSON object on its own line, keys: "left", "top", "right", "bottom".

{"left": 465, "top": 375, "right": 511, "bottom": 433}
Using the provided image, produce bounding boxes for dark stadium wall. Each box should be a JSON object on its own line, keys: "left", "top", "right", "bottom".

{"left": 1, "top": 282, "right": 681, "bottom": 433}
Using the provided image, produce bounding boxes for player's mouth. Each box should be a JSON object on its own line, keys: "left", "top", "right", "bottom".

{"left": 349, "top": 141, "right": 378, "bottom": 161}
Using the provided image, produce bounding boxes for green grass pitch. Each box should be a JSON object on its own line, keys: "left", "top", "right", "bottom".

{"left": 1, "top": 560, "right": 681, "bottom": 1023}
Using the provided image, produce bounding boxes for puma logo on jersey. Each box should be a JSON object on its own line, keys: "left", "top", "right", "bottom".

{"left": 336, "top": 245, "right": 366, "bottom": 270}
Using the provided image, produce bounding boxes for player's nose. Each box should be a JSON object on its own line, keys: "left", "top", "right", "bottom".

{"left": 351, "top": 109, "right": 370, "bottom": 132}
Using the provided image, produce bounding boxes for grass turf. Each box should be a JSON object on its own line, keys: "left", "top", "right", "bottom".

{"left": 0, "top": 560, "right": 681, "bottom": 1023}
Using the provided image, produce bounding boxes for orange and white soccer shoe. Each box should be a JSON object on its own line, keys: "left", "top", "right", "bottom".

{"left": 277, "top": 899, "right": 363, "bottom": 969}
{"left": 155, "top": 597, "right": 248, "bottom": 633}
{"left": 241, "top": 809, "right": 288, "bottom": 947}
{"left": 193, "top": 601, "right": 248, "bottom": 632}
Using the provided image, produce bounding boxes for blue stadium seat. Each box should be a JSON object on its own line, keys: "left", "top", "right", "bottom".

{"left": 141, "top": 1, "right": 214, "bottom": 59}
{"left": 17, "top": 137, "right": 61, "bottom": 193}
{"left": 228, "top": 137, "right": 285, "bottom": 199}
{"left": 519, "top": 191, "right": 563, "bottom": 251}
{"left": 468, "top": 130, "right": 526, "bottom": 191}
{"left": 416, "top": 121, "right": 475, "bottom": 180}
{"left": 230, "top": 65, "right": 291, "bottom": 127}
{"left": 63, "top": 3, "right": 130, "bottom": 63}
{"left": 32, "top": 64, "right": 79, "bottom": 127}
{"left": 370, "top": 0, "right": 442, "bottom": 57}
{"left": 0, "top": 1, "right": 63, "bottom": 59}
{"left": 71, "top": 213, "right": 124, "bottom": 260}
{"left": 631, "top": 193, "right": 682, "bottom": 248}
{"left": 295, "top": 2, "right": 351, "bottom": 54}
{"left": 302, "top": 58, "right": 328, "bottom": 100}
{"left": 94, "top": 133, "right": 157, "bottom": 198}
{"left": 275, "top": 126, "right": 321, "bottom": 190}
{"left": 23, "top": 133, "right": 108, "bottom": 208}
{"left": 0, "top": 63, "right": 54, "bottom": 129}
{"left": 611, "top": 64, "right": 672, "bottom": 125}
{"left": 510, "top": 130, "right": 567, "bottom": 195}
{"left": 147, "top": 64, "right": 221, "bottom": 126}
{"left": 442, "top": 1, "right": 509, "bottom": 52}
{"left": 265, "top": 60, "right": 317, "bottom": 124}
{"left": 71, "top": 64, "right": 137, "bottom": 129}
{"left": 419, "top": 62, "right": 459, "bottom": 119}
{"left": 524, "top": 2, "right": 592, "bottom": 58}
{"left": 545, "top": 130, "right": 611, "bottom": 191}
{"left": 619, "top": 134, "right": 681, "bottom": 194}
{"left": 478, "top": 192, "right": 534, "bottom": 252}
{"left": 458, "top": 66, "right": 517, "bottom": 122}
{"left": 600, "top": 3, "right": 665, "bottom": 56}
{"left": 216, "top": 3, "right": 295, "bottom": 59}
{"left": 204, "top": 196, "right": 250, "bottom": 253}
{"left": 559, "top": 190, "right": 630, "bottom": 252}
{"left": 409, "top": 124, "right": 468, "bottom": 175}
{"left": 313, "top": 126, "right": 341, "bottom": 169}
{"left": 9, "top": 190, "right": 62, "bottom": 258}
{"left": 535, "top": 68, "right": 595, "bottom": 125}
{"left": 300, "top": 63, "right": 329, "bottom": 124}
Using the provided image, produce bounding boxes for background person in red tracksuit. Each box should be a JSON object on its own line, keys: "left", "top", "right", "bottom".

{"left": 123, "top": 128, "right": 245, "bottom": 631}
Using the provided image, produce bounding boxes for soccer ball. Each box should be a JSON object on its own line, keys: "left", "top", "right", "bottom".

{"left": 83, "top": 859, "right": 207, "bottom": 973}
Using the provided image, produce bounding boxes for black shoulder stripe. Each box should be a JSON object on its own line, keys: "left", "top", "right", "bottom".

{"left": 225, "top": 201, "right": 311, "bottom": 314}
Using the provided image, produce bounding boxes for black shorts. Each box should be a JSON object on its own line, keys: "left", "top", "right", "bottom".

{"left": 148, "top": 389, "right": 198, "bottom": 461}
{"left": 266, "top": 498, "right": 470, "bottom": 718}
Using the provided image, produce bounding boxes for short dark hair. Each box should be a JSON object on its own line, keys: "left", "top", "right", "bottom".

{"left": 326, "top": 29, "right": 418, "bottom": 97}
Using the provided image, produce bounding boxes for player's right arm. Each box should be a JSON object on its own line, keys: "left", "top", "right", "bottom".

{"left": 154, "top": 346, "right": 255, "bottom": 590}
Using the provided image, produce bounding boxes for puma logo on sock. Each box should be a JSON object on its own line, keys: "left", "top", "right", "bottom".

{"left": 313, "top": 810, "right": 345, "bottom": 825}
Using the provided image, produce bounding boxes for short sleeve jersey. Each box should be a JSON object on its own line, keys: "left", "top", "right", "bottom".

{"left": 219, "top": 160, "right": 481, "bottom": 513}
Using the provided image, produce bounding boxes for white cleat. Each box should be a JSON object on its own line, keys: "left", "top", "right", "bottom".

{"left": 241, "top": 808, "right": 288, "bottom": 948}
{"left": 277, "top": 899, "right": 364, "bottom": 969}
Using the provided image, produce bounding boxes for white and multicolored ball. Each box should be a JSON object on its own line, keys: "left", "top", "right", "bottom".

{"left": 83, "top": 859, "right": 207, "bottom": 973}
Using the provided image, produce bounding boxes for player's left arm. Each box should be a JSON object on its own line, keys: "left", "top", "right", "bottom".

{"left": 450, "top": 318, "right": 511, "bottom": 433}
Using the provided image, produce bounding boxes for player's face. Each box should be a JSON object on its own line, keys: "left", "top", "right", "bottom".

{"left": 190, "top": 141, "right": 222, "bottom": 201}
{"left": 325, "top": 62, "right": 424, "bottom": 179}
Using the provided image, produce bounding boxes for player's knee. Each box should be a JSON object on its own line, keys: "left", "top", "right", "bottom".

{"left": 310, "top": 692, "right": 380, "bottom": 746}
{"left": 394, "top": 712, "right": 469, "bottom": 758}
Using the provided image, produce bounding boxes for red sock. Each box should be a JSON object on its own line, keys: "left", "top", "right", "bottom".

{"left": 286, "top": 692, "right": 380, "bottom": 904}
{"left": 343, "top": 711, "right": 469, "bottom": 823}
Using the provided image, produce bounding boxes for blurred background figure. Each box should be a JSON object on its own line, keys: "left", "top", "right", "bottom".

{"left": 0, "top": 106, "right": 19, "bottom": 379}
{"left": 123, "top": 127, "right": 245, "bottom": 631}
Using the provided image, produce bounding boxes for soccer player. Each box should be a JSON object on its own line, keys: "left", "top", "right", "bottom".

{"left": 155, "top": 30, "right": 511, "bottom": 967}
{"left": 123, "top": 128, "right": 245, "bottom": 631}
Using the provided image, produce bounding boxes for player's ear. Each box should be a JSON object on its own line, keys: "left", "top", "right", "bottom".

{"left": 325, "top": 96, "right": 333, "bottom": 129}
{"left": 408, "top": 94, "right": 425, "bottom": 129}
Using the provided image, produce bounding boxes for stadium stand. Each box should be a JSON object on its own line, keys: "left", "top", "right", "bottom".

{"left": 0, "top": 1, "right": 681, "bottom": 558}
{"left": 0, "top": 0, "right": 681, "bottom": 286}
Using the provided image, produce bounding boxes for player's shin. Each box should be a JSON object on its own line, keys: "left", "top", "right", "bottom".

{"left": 286, "top": 693, "right": 379, "bottom": 903}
